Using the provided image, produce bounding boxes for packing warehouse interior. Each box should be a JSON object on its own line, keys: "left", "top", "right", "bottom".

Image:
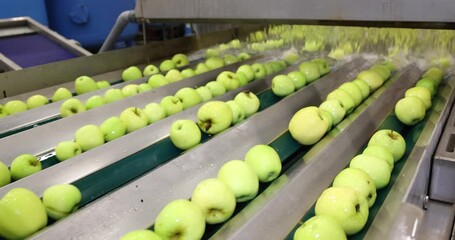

{"left": 0, "top": 0, "right": 454, "bottom": 239}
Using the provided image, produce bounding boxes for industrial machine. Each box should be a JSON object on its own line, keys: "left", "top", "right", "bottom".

{"left": 0, "top": 0, "right": 454, "bottom": 239}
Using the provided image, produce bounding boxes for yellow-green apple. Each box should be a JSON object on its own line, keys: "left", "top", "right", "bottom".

{"left": 312, "top": 58, "right": 331, "bottom": 75}
{"left": 294, "top": 215, "right": 347, "bottom": 240}
{"left": 217, "top": 160, "right": 259, "bottom": 202}
{"left": 284, "top": 52, "right": 299, "bottom": 65}
{"left": 326, "top": 89, "right": 356, "bottom": 113}
{"left": 170, "top": 120, "right": 201, "bottom": 150}
{"left": 0, "top": 188, "right": 47, "bottom": 239}
{"left": 0, "top": 162, "right": 11, "bottom": 187}
{"left": 303, "top": 40, "right": 323, "bottom": 52}
{"left": 4, "top": 100, "right": 27, "bottom": 115}
{"left": 238, "top": 52, "right": 251, "bottom": 60}
{"left": 181, "top": 68, "right": 196, "bottom": 78}
{"left": 206, "top": 81, "right": 226, "bottom": 97}
{"left": 288, "top": 106, "right": 329, "bottom": 145}
{"left": 195, "top": 86, "right": 213, "bottom": 102}
{"left": 229, "top": 39, "right": 242, "bottom": 48}
{"left": 277, "top": 60, "right": 287, "bottom": 70}
{"left": 103, "top": 89, "right": 125, "bottom": 103}
{"left": 270, "top": 62, "right": 283, "bottom": 73}
{"left": 236, "top": 65, "right": 255, "bottom": 82}
{"left": 26, "top": 95, "right": 48, "bottom": 109}
{"left": 244, "top": 144, "right": 281, "bottom": 182}
{"left": 226, "top": 100, "right": 245, "bottom": 125}
{"left": 165, "top": 69, "right": 184, "bottom": 83}
{"left": 264, "top": 63, "right": 274, "bottom": 75}
{"left": 42, "top": 184, "right": 81, "bottom": 220}
{"left": 422, "top": 67, "right": 443, "bottom": 85}
{"left": 299, "top": 62, "right": 321, "bottom": 83}
{"left": 171, "top": 53, "right": 189, "bottom": 67}
{"left": 148, "top": 74, "right": 170, "bottom": 89}
{"left": 85, "top": 95, "right": 105, "bottom": 110}
{"left": 370, "top": 65, "right": 391, "bottom": 80}
{"left": 121, "top": 230, "right": 162, "bottom": 240}
{"left": 143, "top": 103, "right": 167, "bottom": 124}
{"left": 159, "top": 60, "right": 176, "bottom": 72}
{"left": 60, "top": 98, "right": 86, "bottom": 117}
{"left": 160, "top": 96, "right": 183, "bottom": 116}
{"left": 352, "top": 79, "right": 370, "bottom": 100}
{"left": 154, "top": 199, "right": 205, "bottom": 240}
{"left": 194, "top": 63, "right": 210, "bottom": 75}
{"left": 205, "top": 56, "right": 225, "bottom": 70}
{"left": 287, "top": 71, "right": 307, "bottom": 90}
{"left": 75, "top": 124, "right": 105, "bottom": 151}
{"left": 395, "top": 97, "right": 426, "bottom": 126}
{"left": 356, "top": 70, "right": 384, "bottom": 91}
{"left": 234, "top": 91, "right": 260, "bottom": 118}
{"left": 143, "top": 64, "right": 160, "bottom": 76}
{"left": 332, "top": 168, "right": 377, "bottom": 207}
{"left": 383, "top": 61, "right": 397, "bottom": 72}
{"left": 0, "top": 105, "right": 7, "bottom": 118}
{"left": 96, "top": 80, "right": 111, "bottom": 89}
{"left": 315, "top": 187, "right": 369, "bottom": 235}
{"left": 350, "top": 154, "right": 391, "bottom": 189}
{"left": 138, "top": 83, "right": 152, "bottom": 93}
{"left": 368, "top": 130, "right": 406, "bottom": 162}
{"left": 251, "top": 63, "right": 266, "bottom": 80}
{"left": 320, "top": 109, "right": 334, "bottom": 129}
{"left": 319, "top": 100, "right": 346, "bottom": 125}
{"left": 122, "top": 84, "right": 140, "bottom": 97}
{"left": 55, "top": 141, "right": 82, "bottom": 161}
{"left": 205, "top": 48, "right": 220, "bottom": 58}
{"left": 119, "top": 107, "right": 149, "bottom": 133}
{"left": 216, "top": 71, "right": 240, "bottom": 91}
{"left": 74, "top": 76, "right": 98, "bottom": 94}
{"left": 122, "top": 66, "right": 143, "bottom": 81}
{"left": 10, "top": 154, "right": 42, "bottom": 180}
{"left": 339, "top": 82, "right": 362, "bottom": 106}
{"left": 100, "top": 116, "right": 127, "bottom": 142}
{"left": 197, "top": 101, "right": 232, "bottom": 134}
{"left": 272, "top": 75, "right": 295, "bottom": 97}
{"left": 416, "top": 78, "right": 437, "bottom": 96}
{"left": 236, "top": 72, "right": 248, "bottom": 86}
{"left": 191, "top": 178, "right": 236, "bottom": 224}
{"left": 405, "top": 87, "right": 432, "bottom": 110}
{"left": 223, "top": 54, "right": 239, "bottom": 65}
{"left": 52, "top": 87, "right": 73, "bottom": 102}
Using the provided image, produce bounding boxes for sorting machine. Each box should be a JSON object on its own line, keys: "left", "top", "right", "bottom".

{"left": 1, "top": 0, "right": 455, "bottom": 239}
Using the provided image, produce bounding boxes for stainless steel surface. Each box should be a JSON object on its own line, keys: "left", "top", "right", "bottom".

{"left": 0, "top": 53, "right": 21, "bottom": 72}
{"left": 417, "top": 200, "right": 455, "bottom": 240}
{"left": 385, "top": 203, "right": 425, "bottom": 240}
{"left": 212, "top": 65, "right": 420, "bottom": 240}
{"left": 365, "top": 75, "right": 455, "bottom": 239}
{"left": 29, "top": 58, "right": 367, "bottom": 240}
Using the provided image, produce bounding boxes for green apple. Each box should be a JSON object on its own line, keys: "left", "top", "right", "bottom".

{"left": 350, "top": 154, "right": 391, "bottom": 189}
{"left": 315, "top": 187, "right": 369, "bottom": 235}
{"left": 52, "top": 87, "right": 73, "bottom": 102}
{"left": 370, "top": 65, "right": 391, "bottom": 80}
{"left": 236, "top": 65, "right": 255, "bottom": 82}
{"left": 10, "top": 154, "right": 42, "bottom": 180}
{"left": 26, "top": 95, "right": 48, "bottom": 109}
{"left": 171, "top": 53, "right": 189, "bottom": 67}
{"left": 270, "top": 62, "right": 282, "bottom": 73}
{"left": 277, "top": 60, "right": 287, "bottom": 70}
{"left": 154, "top": 199, "right": 205, "bottom": 240}
{"left": 122, "top": 66, "right": 143, "bottom": 82}
{"left": 165, "top": 69, "right": 184, "bottom": 83}
{"left": 229, "top": 39, "right": 242, "bottom": 48}
{"left": 217, "top": 160, "right": 259, "bottom": 202}
{"left": 55, "top": 141, "right": 82, "bottom": 161}
{"left": 352, "top": 79, "right": 370, "bottom": 100}
{"left": 288, "top": 106, "right": 329, "bottom": 145}
{"left": 205, "top": 56, "right": 225, "bottom": 70}
{"left": 395, "top": 97, "right": 426, "bottom": 126}
{"left": 339, "top": 82, "right": 362, "bottom": 106}
{"left": 284, "top": 52, "right": 299, "bottom": 65}
{"left": 75, "top": 124, "right": 105, "bottom": 151}
{"left": 0, "top": 188, "right": 47, "bottom": 239}
{"left": 422, "top": 67, "right": 443, "bottom": 85}
{"left": 303, "top": 40, "right": 323, "bottom": 52}
{"left": 312, "top": 58, "right": 331, "bottom": 75}
{"left": 138, "top": 83, "right": 152, "bottom": 93}
{"left": 122, "top": 84, "right": 140, "bottom": 97}
{"left": 195, "top": 86, "right": 213, "bottom": 102}
{"left": 226, "top": 100, "right": 246, "bottom": 125}
{"left": 294, "top": 215, "right": 347, "bottom": 240}
{"left": 216, "top": 71, "right": 240, "bottom": 91}
{"left": 382, "top": 61, "right": 397, "bottom": 72}
{"left": 206, "top": 81, "right": 226, "bottom": 97}
{"left": 160, "top": 96, "right": 184, "bottom": 116}
{"left": 4, "top": 100, "right": 27, "bottom": 115}
{"left": 244, "top": 144, "right": 281, "bottom": 182}
{"left": 191, "top": 178, "right": 236, "bottom": 224}
{"left": 320, "top": 109, "right": 334, "bottom": 129}
{"left": 205, "top": 48, "right": 220, "bottom": 58}
{"left": 319, "top": 100, "right": 346, "bottom": 125}
{"left": 42, "top": 184, "right": 81, "bottom": 220}
{"left": 181, "top": 68, "right": 196, "bottom": 78}
{"left": 251, "top": 63, "right": 267, "bottom": 80}
{"left": 326, "top": 89, "right": 356, "bottom": 113}
{"left": 60, "top": 98, "right": 86, "bottom": 117}
{"left": 405, "top": 87, "right": 432, "bottom": 110}
{"left": 299, "top": 62, "right": 321, "bottom": 83}
{"left": 119, "top": 107, "right": 149, "bottom": 133}
{"left": 356, "top": 70, "right": 384, "bottom": 91}
{"left": 170, "top": 120, "right": 201, "bottom": 150}
{"left": 96, "top": 80, "right": 111, "bottom": 89}
{"left": 234, "top": 91, "right": 260, "bottom": 118}
{"left": 223, "top": 54, "right": 239, "bottom": 65}
{"left": 197, "top": 101, "right": 232, "bottom": 135}
{"left": 287, "top": 71, "right": 307, "bottom": 90}
{"left": 272, "top": 75, "right": 295, "bottom": 97}
{"left": 159, "top": 60, "right": 176, "bottom": 72}
{"left": 363, "top": 145, "right": 394, "bottom": 171}
{"left": 121, "top": 230, "right": 162, "bottom": 240}
{"left": 236, "top": 72, "right": 248, "bottom": 86}
{"left": 238, "top": 52, "right": 251, "bottom": 60}
{"left": 368, "top": 130, "right": 406, "bottom": 162}
{"left": 103, "top": 89, "right": 125, "bottom": 103}
{"left": 264, "top": 62, "right": 275, "bottom": 75}
{"left": 85, "top": 95, "right": 105, "bottom": 110}
{"left": 143, "top": 64, "right": 160, "bottom": 76}
{"left": 148, "top": 74, "right": 170, "bottom": 88}
{"left": 0, "top": 162, "right": 11, "bottom": 187}
{"left": 0, "top": 105, "right": 7, "bottom": 118}
{"left": 100, "top": 116, "right": 127, "bottom": 142}
{"left": 194, "top": 63, "right": 210, "bottom": 75}
{"left": 74, "top": 76, "right": 98, "bottom": 94}
{"left": 416, "top": 78, "right": 437, "bottom": 96}
{"left": 333, "top": 168, "right": 377, "bottom": 207}
{"left": 143, "top": 103, "right": 167, "bottom": 124}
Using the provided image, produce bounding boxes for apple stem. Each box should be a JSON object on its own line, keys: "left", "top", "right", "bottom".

{"left": 355, "top": 204, "right": 360, "bottom": 213}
